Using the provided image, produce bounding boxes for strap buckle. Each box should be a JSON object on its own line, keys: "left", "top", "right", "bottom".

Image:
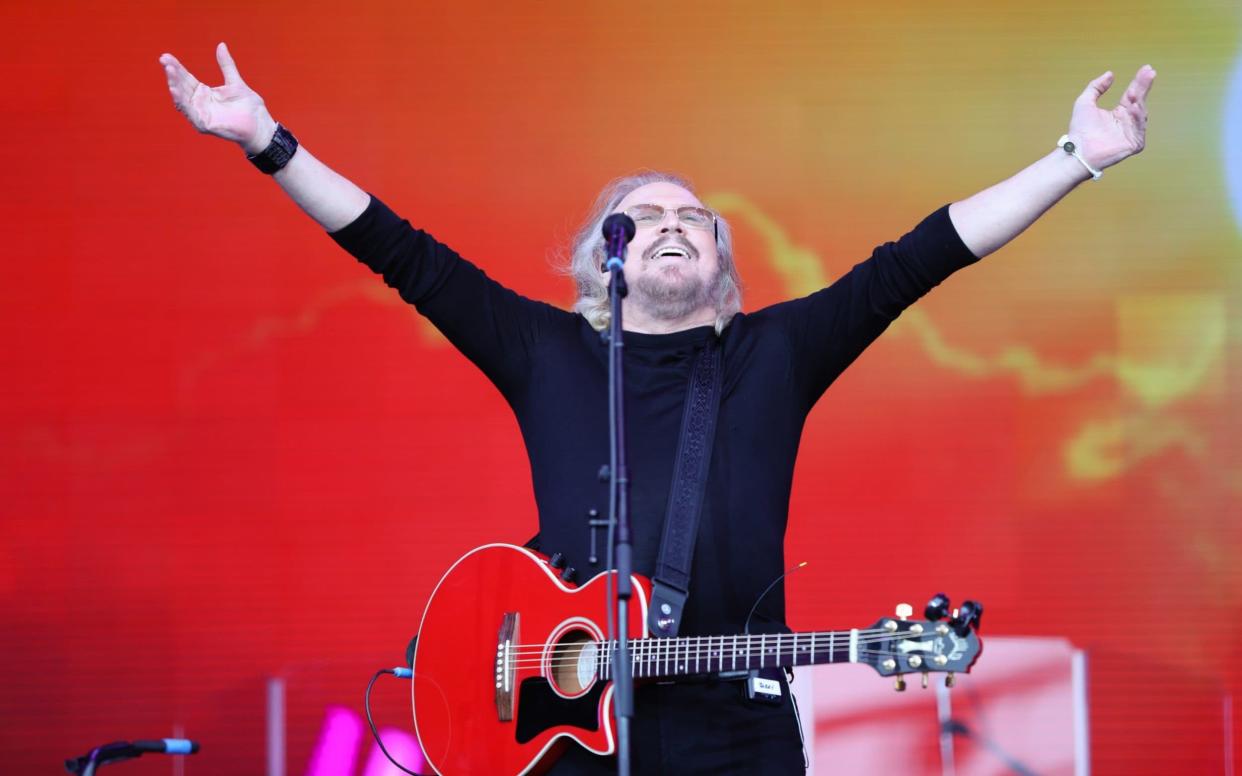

{"left": 648, "top": 580, "right": 688, "bottom": 637}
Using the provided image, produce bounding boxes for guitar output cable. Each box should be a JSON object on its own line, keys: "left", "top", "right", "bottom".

{"left": 364, "top": 667, "right": 424, "bottom": 776}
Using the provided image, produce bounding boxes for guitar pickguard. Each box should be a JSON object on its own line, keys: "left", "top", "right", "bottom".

{"left": 514, "top": 677, "right": 608, "bottom": 744}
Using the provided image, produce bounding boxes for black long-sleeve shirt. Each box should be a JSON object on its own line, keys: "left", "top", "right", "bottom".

{"left": 330, "top": 196, "right": 978, "bottom": 640}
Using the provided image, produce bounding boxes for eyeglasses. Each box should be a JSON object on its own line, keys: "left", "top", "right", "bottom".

{"left": 624, "top": 203, "right": 717, "bottom": 230}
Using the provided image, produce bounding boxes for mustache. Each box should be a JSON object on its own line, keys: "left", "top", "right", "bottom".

{"left": 643, "top": 235, "right": 699, "bottom": 262}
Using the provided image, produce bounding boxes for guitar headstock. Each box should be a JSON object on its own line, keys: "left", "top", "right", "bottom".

{"left": 857, "top": 595, "right": 983, "bottom": 689}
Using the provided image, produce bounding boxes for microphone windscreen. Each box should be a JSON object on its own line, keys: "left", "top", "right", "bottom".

{"left": 601, "top": 213, "right": 636, "bottom": 244}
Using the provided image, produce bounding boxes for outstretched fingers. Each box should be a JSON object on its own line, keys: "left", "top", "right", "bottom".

{"left": 1076, "top": 70, "right": 1114, "bottom": 108}
{"left": 216, "top": 42, "right": 244, "bottom": 86}
{"left": 1121, "top": 64, "right": 1157, "bottom": 107}
{"left": 159, "top": 53, "right": 200, "bottom": 113}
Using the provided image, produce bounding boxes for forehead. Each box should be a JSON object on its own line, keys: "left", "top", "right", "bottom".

{"left": 615, "top": 181, "right": 704, "bottom": 212}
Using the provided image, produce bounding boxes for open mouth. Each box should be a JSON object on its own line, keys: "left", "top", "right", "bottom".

{"left": 648, "top": 244, "right": 694, "bottom": 261}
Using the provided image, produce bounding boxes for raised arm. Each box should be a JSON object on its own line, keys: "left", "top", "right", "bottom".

{"left": 159, "top": 42, "right": 369, "bottom": 232}
{"left": 947, "top": 65, "right": 1157, "bottom": 259}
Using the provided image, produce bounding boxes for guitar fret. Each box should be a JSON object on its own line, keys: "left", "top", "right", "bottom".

{"left": 599, "top": 628, "right": 866, "bottom": 685}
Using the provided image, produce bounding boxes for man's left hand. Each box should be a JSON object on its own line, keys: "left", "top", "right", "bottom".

{"left": 1067, "top": 64, "right": 1157, "bottom": 171}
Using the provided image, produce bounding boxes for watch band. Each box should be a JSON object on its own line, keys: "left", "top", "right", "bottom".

{"left": 246, "top": 124, "right": 299, "bottom": 174}
{"left": 1057, "top": 134, "right": 1102, "bottom": 181}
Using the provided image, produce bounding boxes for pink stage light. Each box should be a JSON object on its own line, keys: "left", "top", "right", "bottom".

{"left": 304, "top": 706, "right": 428, "bottom": 776}
{"left": 362, "top": 728, "right": 427, "bottom": 776}
{"left": 305, "top": 706, "right": 364, "bottom": 776}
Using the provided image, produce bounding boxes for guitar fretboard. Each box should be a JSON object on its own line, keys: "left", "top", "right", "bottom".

{"left": 596, "top": 631, "right": 862, "bottom": 680}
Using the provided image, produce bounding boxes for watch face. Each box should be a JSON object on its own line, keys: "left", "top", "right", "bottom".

{"left": 249, "top": 126, "right": 298, "bottom": 173}
{"left": 274, "top": 128, "right": 297, "bottom": 155}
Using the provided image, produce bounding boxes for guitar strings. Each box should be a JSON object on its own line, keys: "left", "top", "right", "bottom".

{"left": 500, "top": 630, "right": 929, "bottom": 657}
{"left": 503, "top": 639, "right": 942, "bottom": 664}
{"left": 500, "top": 629, "right": 914, "bottom": 653}
{"left": 502, "top": 640, "right": 955, "bottom": 669}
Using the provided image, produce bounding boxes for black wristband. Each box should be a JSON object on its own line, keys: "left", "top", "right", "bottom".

{"left": 246, "top": 124, "right": 298, "bottom": 174}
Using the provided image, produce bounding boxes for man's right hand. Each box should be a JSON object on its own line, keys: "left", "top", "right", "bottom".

{"left": 158, "top": 41, "right": 369, "bottom": 231}
{"left": 159, "top": 42, "right": 277, "bottom": 155}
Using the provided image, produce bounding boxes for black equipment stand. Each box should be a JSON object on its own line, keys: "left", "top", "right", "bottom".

{"left": 601, "top": 213, "right": 636, "bottom": 776}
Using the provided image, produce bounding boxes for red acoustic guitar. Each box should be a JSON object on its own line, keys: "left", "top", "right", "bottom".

{"left": 410, "top": 544, "right": 983, "bottom": 775}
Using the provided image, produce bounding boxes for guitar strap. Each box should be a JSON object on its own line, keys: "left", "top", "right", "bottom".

{"left": 647, "top": 335, "right": 723, "bottom": 638}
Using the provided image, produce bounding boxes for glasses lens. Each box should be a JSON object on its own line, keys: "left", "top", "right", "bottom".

{"left": 627, "top": 204, "right": 665, "bottom": 225}
{"left": 677, "top": 207, "right": 714, "bottom": 228}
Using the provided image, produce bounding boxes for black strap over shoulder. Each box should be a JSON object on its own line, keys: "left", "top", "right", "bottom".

{"left": 648, "top": 337, "right": 724, "bottom": 637}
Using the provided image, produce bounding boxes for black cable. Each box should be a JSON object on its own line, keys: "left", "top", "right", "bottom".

{"left": 364, "top": 669, "right": 424, "bottom": 776}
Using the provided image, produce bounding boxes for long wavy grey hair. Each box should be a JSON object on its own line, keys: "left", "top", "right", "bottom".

{"left": 564, "top": 171, "right": 742, "bottom": 334}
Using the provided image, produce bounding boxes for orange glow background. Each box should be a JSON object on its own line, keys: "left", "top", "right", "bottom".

{"left": 1, "top": 1, "right": 1239, "bottom": 772}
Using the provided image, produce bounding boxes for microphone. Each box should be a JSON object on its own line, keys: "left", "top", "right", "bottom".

{"left": 601, "top": 213, "right": 636, "bottom": 272}
{"left": 132, "top": 739, "right": 200, "bottom": 755}
{"left": 65, "top": 739, "right": 200, "bottom": 774}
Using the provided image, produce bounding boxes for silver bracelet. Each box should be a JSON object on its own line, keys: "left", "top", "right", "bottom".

{"left": 1057, "top": 134, "right": 1102, "bottom": 181}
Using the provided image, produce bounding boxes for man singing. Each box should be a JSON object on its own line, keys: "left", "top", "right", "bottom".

{"left": 159, "top": 43, "right": 1154, "bottom": 774}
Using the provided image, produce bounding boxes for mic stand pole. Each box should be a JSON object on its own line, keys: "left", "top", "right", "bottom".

{"left": 606, "top": 249, "right": 633, "bottom": 776}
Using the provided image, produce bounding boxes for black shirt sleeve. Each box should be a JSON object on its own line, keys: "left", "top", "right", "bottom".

{"left": 328, "top": 195, "right": 570, "bottom": 400}
{"left": 768, "top": 203, "right": 980, "bottom": 406}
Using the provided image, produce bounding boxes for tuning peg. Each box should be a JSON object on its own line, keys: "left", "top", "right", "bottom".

{"left": 945, "top": 673, "right": 956, "bottom": 688}
{"left": 949, "top": 599, "right": 983, "bottom": 636}
{"left": 549, "top": 552, "right": 566, "bottom": 570}
{"left": 894, "top": 674, "right": 907, "bottom": 692}
{"left": 921, "top": 673, "right": 929, "bottom": 690}
{"left": 894, "top": 603, "right": 913, "bottom": 621}
{"left": 924, "top": 593, "right": 951, "bottom": 621}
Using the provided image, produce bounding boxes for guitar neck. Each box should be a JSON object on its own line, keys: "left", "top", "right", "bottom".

{"left": 598, "top": 631, "right": 864, "bottom": 681}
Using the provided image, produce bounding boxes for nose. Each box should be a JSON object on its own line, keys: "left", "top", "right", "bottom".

{"left": 658, "top": 209, "right": 684, "bottom": 234}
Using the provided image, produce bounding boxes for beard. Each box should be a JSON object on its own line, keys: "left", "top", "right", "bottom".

{"left": 631, "top": 262, "right": 721, "bottom": 322}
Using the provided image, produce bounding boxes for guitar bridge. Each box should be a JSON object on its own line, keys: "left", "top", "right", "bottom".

{"left": 494, "top": 612, "right": 518, "bottom": 722}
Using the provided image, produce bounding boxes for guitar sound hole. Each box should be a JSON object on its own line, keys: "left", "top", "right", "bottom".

{"left": 549, "top": 629, "right": 598, "bottom": 698}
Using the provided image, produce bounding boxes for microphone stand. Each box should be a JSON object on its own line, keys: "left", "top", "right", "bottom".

{"left": 603, "top": 218, "right": 635, "bottom": 776}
